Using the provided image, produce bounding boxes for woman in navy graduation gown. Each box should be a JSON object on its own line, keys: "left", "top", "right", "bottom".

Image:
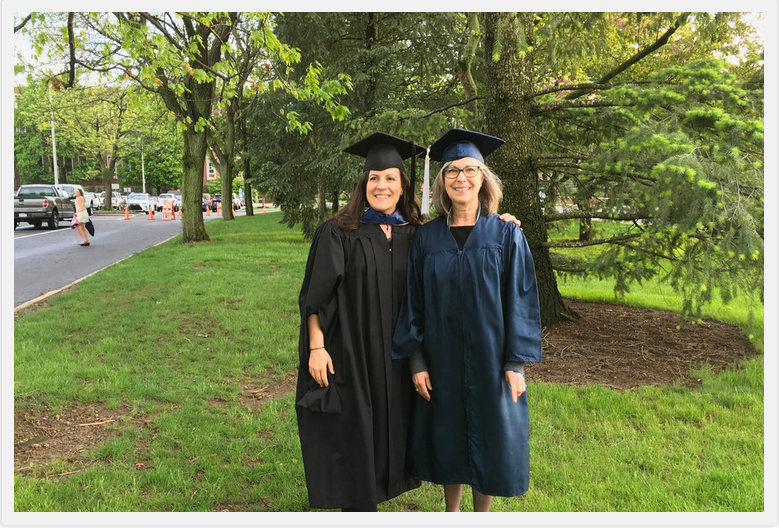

{"left": 392, "top": 129, "right": 543, "bottom": 512}
{"left": 295, "top": 132, "right": 424, "bottom": 511}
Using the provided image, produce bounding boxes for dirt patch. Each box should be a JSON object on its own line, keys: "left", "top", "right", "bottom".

{"left": 525, "top": 299, "right": 759, "bottom": 391}
{"left": 13, "top": 402, "right": 146, "bottom": 474}
{"left": 239, "top": 371, "right": 297, "bottom": 411}
{"left": 14, "top": 301, "right": 759, "bottom": 475}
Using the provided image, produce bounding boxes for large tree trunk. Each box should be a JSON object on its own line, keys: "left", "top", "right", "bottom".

{"left": 484, "top": 12, "right": 577, "bottom": 326}
{"left": 220, "top": 155, "right": 235, "bottom": 221}
{"left": 100, "top": 157, "right": 112, "bottom": 211}
{"left": 181, "top": 129, "right": 209, "bottom": 242}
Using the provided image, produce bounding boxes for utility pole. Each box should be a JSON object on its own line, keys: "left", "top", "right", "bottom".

{"left": 48, "top": 83, "right": 59, "bottom": 185}
{"left": 140, "top": 138, "right": 146, "bottom": 194}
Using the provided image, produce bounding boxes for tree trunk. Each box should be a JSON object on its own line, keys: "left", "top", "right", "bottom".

{"left": 331, "top": 188, "right": 339, "bottom": 214}
{"left": 318, "top": 182, "right": 327, "bottom": 223}
{"left": 181, "top": 130, "right": 210, "bottom": 242}
{"left": 365, "top": 13, "right": 377, "bottom": 109}
{"left": 244, "top": 181, "right": 254, "bottom": 216}
{"left": 220, "top": 155, "right": 235, "bottom": 221}
{"left": 456, "top": 13, "right": 480, "bottom": 114}
{"left": 483, "top": 12, "right": 577, "bottom": 326}
{"left": 99, "top": 157, "right": 112, "bottom": 211}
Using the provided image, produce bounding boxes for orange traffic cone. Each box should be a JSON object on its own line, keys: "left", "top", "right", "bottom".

{"left": 217, "top": 202, "right": 222, "bottom": 216}
{"left": 206, "top": 205, "right": 211, "bottom": 217}
{"left": 177, "top": 206, "right": 182, "bottom": 217}
{"left": 124, "top": 206, "right": 130, "bottom": 220}
{"left": 148, "top": 207, "right": 154, "bottom": 220}
{"left": 263, "top": 201, "right": 266, "bottom": 214}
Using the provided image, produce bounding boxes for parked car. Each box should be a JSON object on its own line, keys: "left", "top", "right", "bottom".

{"left": 210, "top": 194, "right": 238, "bottom": 212}
{"left": 149, "top": 196, "right": 159, "bottom": 211}
{"left": 127, "top": 192, "right": 152, "bottom": 213}
{"left": 167, "top": 190, "right": 183, "bottom": 210}
{"left": 157, "top": 193, "right": 179, "bottom": 212}
{"left": 57, "top": 184, "right": 98, "bottom": 214}
{"left": 97, "top": 191, "right": 126, "bottom": 210}
{"left": 14, "top": 184, "right": 76, "bottom": 230}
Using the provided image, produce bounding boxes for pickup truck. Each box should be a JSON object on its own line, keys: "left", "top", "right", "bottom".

{"left": 14, "top": 184, "right": 76, "bottom": 230}
{"left": 57, "top": 183, "right": 98, "bottom": 215}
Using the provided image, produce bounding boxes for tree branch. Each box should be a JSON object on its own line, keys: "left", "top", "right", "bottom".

{"left": 14, "top": 13, "right": 32, "bottom": 33}
{"left": 542, "top": 233, "right": 641, "bottom": 248}
{"left": 536, "top": 99, "right": 622, "bottom": 113}
{"left": 532, "top": 83, "right": 611, "bottom": 98}
{"left": 420, "top": 95, "right": 485, "bottom": 119}
{"left": 563, "top": 12, "right": 690, "bottom": 100}
{"left": 534, "top": 153, "right": 587, "bottom": 160}
{"left": 536, "top": 161, "right": 582, "bottom": 170}
{"left": 63, "top": 13, "right": 77, "bottom": 89}
{"left": 544, "top": 211, "right": 652, "bottom": 222}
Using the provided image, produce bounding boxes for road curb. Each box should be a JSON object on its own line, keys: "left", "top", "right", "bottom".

{"left": 14, "top": 231, "right": 182, "bottom": 316}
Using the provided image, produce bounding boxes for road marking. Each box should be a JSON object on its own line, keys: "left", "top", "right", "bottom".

{"left": 13, "top": 229, "right": 69, "bottom": 240}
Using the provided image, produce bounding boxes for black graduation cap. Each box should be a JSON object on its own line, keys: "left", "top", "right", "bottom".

{"left": 343, "top": 132, "right": 425, "bottom": 189}
{"left": 428, "top": 128, "right": 506, "bottom": 164}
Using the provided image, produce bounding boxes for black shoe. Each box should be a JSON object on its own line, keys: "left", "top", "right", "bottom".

{"left": 80, "top": 242, "right": 90, "bottom": 246}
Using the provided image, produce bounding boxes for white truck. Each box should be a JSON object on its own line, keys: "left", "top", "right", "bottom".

{"left": 57, "top": 183, "right": 98, "bottom": 215}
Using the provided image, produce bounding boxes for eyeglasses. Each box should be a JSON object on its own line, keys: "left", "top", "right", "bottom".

{"left": 444, "top": 165, "right": 481, "bottom": 179}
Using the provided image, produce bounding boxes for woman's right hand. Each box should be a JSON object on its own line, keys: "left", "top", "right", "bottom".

{"left": 412, "top": 371, "right": 432, "bottom": 401}
{"left": 309, "top": 348, "right": 335, "bottom": 387}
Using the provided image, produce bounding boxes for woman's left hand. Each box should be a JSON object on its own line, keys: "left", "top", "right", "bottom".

{"left": 505, "top": 371, "right": 526, "bottom": 402}
{"left": 498, "top": 213, "right": 521, "bottom": 227}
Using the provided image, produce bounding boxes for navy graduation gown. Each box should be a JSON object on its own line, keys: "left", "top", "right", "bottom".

{"left": 296, "top": 219, "right": 420, "bottom": 509}
{"left": 392, "top": 213, "right": 542, "bottom": 497}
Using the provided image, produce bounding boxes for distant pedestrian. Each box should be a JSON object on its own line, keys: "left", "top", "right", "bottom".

{"left": 392, "top": 129, "right": 542, "bottom": 512}
{"left": 73, "top": 188, "right": 90, "bottom": 246}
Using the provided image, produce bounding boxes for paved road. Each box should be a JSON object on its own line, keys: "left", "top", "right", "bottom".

{"left": 13, "top": 211, "right": 233, "bottom": 306}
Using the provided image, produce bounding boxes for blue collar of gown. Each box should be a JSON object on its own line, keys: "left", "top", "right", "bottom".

{"left": 362, "top": 208, "right": 408, "bottom": 225}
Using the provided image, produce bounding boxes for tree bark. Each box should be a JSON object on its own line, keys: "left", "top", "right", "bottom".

{"left": 484, "top": 12, "right": 577, "bottom": 326}
{"left": 181, "top": 130, "right": 209, "bottom": 241}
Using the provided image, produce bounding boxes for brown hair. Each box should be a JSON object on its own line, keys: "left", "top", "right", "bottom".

{"left": 333, "top": 169, "right": 424, "bottom": 231}
{"left": 75, "top": 188, "right": 84, "bottom": 197}
{"left": 431, "top": 160, "right": 503, "bottom": 217}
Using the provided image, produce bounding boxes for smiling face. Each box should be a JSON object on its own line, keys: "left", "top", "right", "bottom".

{"left": 443, "top": 157, "right": 483, "bottom": 210}
{"left": 365, "top": 168, "right": 403, "bottom": 215}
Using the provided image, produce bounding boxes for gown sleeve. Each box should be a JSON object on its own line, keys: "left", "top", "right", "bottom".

{"left": 392, "top": 229, "right": 425, "bottom": 361}
{"left": 298, "top": 221, "right": 345, "bottom": 365}
{"left": 503, "top": 225, "right": 543, "bottom": 363}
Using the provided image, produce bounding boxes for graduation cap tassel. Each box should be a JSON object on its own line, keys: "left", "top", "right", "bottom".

{"left": 421, "top": 146, "right": 431, "bottom": 215}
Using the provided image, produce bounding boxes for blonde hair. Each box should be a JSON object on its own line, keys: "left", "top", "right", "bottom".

{"left": 431, "top": 160, "right": 503, "bottom": 217}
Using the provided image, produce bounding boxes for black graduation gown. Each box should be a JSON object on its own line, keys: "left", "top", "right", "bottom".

{"left": 296, "top": 219, "right": 420, "bottom": 509}
{"left": 392, "top": 214, "right": 542, "bottom": 497}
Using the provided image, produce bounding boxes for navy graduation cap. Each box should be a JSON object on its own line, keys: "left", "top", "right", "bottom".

{"left": 428, "top": 128, "right": 506, "bottom": 164}
{"left": 343, "top": 132, "right": 425, "bottom": 189}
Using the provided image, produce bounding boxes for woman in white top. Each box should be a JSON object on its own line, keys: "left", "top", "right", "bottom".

{"left": 73, "top": 189, "right": 90, "bottom": 246}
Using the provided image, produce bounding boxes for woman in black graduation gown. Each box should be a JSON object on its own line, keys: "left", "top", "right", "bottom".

{"left": 295, "top": 132, "right": 424, "bottom": 511}
{"left": 393, "top": 129, "right": 543, "bottom": 512}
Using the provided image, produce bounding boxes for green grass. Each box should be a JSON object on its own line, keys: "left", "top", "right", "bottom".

{"left": 13, "top": 213, "right": 764, "bottom": 512}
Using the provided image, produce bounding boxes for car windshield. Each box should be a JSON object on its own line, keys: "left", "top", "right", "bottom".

{"left": 129, "top": 193, "right": 149, "bottom": 199}
{"left": 17, "top": 186, "right": 55, "bottom": 197}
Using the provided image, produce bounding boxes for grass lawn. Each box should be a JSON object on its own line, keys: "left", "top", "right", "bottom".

{"left": 13, "top": 213, "right": 764, "bottom": 512}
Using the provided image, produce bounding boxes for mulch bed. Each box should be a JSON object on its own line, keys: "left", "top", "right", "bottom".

{"left": 526, "top": 299, "right": 759, "bottom": 391}
{"left": 14, "top": 300, "right": 759, "bottom": 474}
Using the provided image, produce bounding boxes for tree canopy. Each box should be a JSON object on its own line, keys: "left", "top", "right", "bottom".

{"left": 14, "top": 11, "right": 764, "bottom": 323}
